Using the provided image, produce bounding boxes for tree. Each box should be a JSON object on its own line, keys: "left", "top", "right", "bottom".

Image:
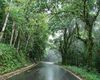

{"left": 75, "top": 0, "right": 100, "bottom": 70}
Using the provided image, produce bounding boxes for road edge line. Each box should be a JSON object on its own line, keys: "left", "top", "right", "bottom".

{"left": 59, "top": 66, "right": 83, "bottom": 80}
{"left": 0, "top": 63, "right": 38, "bottom": 80}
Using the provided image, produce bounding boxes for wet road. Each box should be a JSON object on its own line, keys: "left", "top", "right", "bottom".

{"left": 7, "top": 62, "right": 79, "bottom": 80}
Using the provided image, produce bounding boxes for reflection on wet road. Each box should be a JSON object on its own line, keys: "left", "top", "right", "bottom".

{"left": 7, "top": 62, "right": 79, "bottom": 80}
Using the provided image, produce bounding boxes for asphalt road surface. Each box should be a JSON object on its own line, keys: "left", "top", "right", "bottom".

{"left": 7, "top": 62, "right": 80, "bottom": 80}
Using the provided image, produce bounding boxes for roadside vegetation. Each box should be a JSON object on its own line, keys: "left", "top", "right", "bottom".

{"left": 65, "top": 66, "right": 100, "bottom": 80}
{"left": 0, "top": 43, "right": 30, "bottom": 74}
{"left": 0, "top": 0, "right": 48, "bottom": 74}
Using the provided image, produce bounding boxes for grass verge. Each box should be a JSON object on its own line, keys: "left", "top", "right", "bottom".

{"left": 64, "top": 66, "right": 100, "bottom": 80}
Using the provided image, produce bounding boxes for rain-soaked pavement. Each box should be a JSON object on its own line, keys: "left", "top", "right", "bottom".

{"left": 7, "top": 62, "right": 80, "bottom": 80}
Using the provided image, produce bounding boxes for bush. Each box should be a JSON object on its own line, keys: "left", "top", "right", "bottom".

{"left": 0, "top": 43, "right": 29, "bottom": 74}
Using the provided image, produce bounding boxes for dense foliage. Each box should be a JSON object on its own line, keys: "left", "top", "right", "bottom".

{"left": 0, "top": 0, "right": 49, "bottom": 74}
{"left": 47, "top": 0, "right": 100, "bottom": 72}
{"left": 0, "top": 43, "right": 28, "bottom": 74}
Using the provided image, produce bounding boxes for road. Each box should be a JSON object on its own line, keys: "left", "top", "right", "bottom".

{"left": 7, "top": 62, "right": 80, "bottom": 80}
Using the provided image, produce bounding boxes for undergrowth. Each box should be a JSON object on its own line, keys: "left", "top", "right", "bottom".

{"left": 0, "top": 43, "right": 30, "bottom": 74}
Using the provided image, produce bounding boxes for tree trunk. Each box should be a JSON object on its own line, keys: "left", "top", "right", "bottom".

{"left": 13, "top": 30, "right": 18, "bottom": 47}
{"left": 17, "top": 39, "right": 20, "bottom": 52}
{"left": 76, "top": 21, "right": 94, "bottom": 70}
{"left": 0, "top": 13, "right": 9, "bottom": 42}
{"left": 59, "top": 39, "right": 66, "bottom": 65}
{"left": 62, "top": 28, "right": 67, "bottom": 65}
{"left": 86, "top": 25, "right": 93, "bottom": 70}
{"left": 25, "top": 35, "right": 31, "bottom": 50}
{"left": 10, "top": 22, "right": 15, "bottom": 46}
{"left": 62, "top": 53, "right": 67, "bottom": 65}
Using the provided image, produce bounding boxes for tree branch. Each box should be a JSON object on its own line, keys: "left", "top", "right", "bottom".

{"left": 92, "top": 8, "right": 100, "bottom": 23}
{"left": 75, "top": 22, "right": 86, "bottom": 43}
